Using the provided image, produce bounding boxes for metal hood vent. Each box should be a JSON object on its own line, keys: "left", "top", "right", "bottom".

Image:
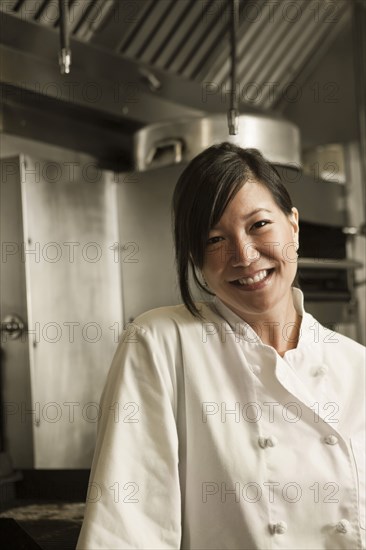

{"left": 133, "top": 112, "right": 301, "bottom": 171}
{"left": 0, "top": 1, "right": 352, "bottom": 170}
{"left": 2, "top": 0, "right": 351, "bottom": 112}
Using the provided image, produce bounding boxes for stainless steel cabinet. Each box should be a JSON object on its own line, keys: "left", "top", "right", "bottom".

{"left": 1, "top": 155, "right": 122, "bottom": 468}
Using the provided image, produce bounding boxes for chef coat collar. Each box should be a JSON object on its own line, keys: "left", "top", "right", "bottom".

{"left": 211, "top": 287, "right": 316, "bottom": 348}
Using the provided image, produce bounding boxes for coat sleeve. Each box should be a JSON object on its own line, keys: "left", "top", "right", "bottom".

{"left": 76, "top": 320, "right": 182, "bottom": 549}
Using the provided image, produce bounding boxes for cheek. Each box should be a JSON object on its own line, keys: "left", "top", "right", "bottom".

{"left": 203, "top": 248, "right": 224, "bottom": 271}
{"left": 282, "top": 229, "right": 298, "bottom": 261}
{"left": 273, "top": 228, "right": 296, "bottom": 259}
{"left": 280, "top": 243, "right": 298, "bottom": 278}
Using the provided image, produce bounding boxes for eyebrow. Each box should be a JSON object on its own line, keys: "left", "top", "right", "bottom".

{"left": 211, "top": 208, "right": 273, "bottom": 230}
{"left": 244, "top": 207, "right": 272, "bottom": 219}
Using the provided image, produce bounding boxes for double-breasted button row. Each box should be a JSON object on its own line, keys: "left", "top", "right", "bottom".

{"left": 259, "top": 432, "right": 339, "bottom": 449}
{"left": 336, "top": 519, "right": 350, "bottom": 533}
{"left": 269, "top": 519, "right": 350, "bottom": 536}
{"left": 258, "top": 435, "right": 278, "bottom": 449}
{"left": 324, "top": 434, "right": 339, "bottom": 445}
{"left": 313, "top": 364, "right": 329, "bottom": 376}
{"left": 270, "top": 521, "right": 287, "bottom": 535}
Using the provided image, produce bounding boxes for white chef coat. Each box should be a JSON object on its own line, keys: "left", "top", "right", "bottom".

{"left": 77, "top": 288, "right": 366, "bottom": 550}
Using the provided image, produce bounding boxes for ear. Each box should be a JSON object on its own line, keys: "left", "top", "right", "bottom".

{"left": 290, "top": 207, "right": 299, "bottom": 244}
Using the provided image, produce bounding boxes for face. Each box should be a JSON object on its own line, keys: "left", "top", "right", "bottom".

{"left": 201, "top": 179, "right": 299, "bottom": 320}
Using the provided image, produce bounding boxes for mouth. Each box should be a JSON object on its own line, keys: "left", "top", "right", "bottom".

{"left": 229, "top": 268, "right": 275, "bottom": 289}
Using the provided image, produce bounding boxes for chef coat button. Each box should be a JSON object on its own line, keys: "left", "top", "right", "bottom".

{"left": 336, "top": 519, "right": 350, "bottom": 533}
{"left": 324, "top": 434, "right": 339, "bottom": 445}
{"left": 266, "top": 435, "right": 278, "bottom": 447}
{"left": 273, "top": 521, "right": 287, "bottom": 534}
{"left": 258, "top": 436, "right": 278, "bottom": 448}
{"left": 313, "top": 364, "right": 328, "bottom": 376}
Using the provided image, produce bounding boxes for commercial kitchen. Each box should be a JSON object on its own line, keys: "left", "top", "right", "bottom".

{"left": 0, "top": 1, "right": 365, "bottom": 549}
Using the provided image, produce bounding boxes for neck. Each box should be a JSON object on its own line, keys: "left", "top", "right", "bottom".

{"left": 255, "top": 308, "right": 301, "bottom": 356}
{"left": 226, "top": 291, "right": 302, "bottom": 356}
{"left": 253, "top": 294, "right": 301, "bottom": 355}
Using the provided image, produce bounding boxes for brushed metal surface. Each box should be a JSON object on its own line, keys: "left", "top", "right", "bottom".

{"left": 1, "top": 154, "right": 122, "bottom": 468}
{"left": 298, "top": 258, "right": 363, "bottom": 269}
{"left": 275, "top": 165, "right": 347, "bottom": 227}
{"left": 21, "top": 155, "right": 122, "bottom": 468}
{"left": 115, "top": 164, "right": 185, "bottom": 323}
{"left": 134, "top": 113, "right": 301, "bottom": 171}
{"left": 0, "top": 157, "right": 34, "bottom": 468}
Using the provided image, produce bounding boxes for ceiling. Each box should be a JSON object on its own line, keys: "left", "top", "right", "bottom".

{"left": 1, "top": 0, "right": 352, "bottom": 110}
{"left": 1, "top": 0, "right": 359, "bottom": 168}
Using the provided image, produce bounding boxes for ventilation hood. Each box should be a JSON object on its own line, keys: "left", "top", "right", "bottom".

{"left": 0, "top": 1, "right": 351, "bottom": 171}
{"left": 133, "top": 113, "right": 300, "bottom": 171}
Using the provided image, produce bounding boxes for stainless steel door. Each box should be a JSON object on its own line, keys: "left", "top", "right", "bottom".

{"left": 1, "top": 155, "right": 122, "bottom": 468}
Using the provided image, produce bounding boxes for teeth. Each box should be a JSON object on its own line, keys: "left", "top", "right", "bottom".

{"left": 237, "top": 270, "right": 269, "bottom": 285}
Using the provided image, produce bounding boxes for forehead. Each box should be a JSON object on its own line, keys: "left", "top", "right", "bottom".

{"left": 226, "top": 179, "right": 276, "bottom": 213}
{"left": 211, "top": 179, "right": 279, "bottom": 230}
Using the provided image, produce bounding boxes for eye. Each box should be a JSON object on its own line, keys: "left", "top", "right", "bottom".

{"left": 251, "top": 219, "right": 271, "bottom": 230}
{"left": 206, "top": 236, "right": 223, "bottom": 245}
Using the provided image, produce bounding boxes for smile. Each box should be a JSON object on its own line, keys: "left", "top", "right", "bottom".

{"left": 230, "top": 268, "right": 275, "bottom": 289}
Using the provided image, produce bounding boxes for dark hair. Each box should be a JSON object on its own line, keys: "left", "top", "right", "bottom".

{"left": 172, "top": 142, "right": 297, "bottom": 317}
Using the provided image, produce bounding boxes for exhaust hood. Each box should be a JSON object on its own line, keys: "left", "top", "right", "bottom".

{"left": 0, "top": 1, "right": 350, "bottom": 171}
{"left": 133, "top": 113, "right": 301, "bottom": 171}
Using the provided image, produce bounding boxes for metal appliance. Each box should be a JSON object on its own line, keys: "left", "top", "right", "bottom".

{"left": 133, "top": 113, "right": 301, "bottom": 171}
{"left": 0, "top": 154, "right": 122, "bottom": 469}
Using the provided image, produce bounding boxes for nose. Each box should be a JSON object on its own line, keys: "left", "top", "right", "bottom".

{"left": 229, "top": 237, "right": 260, "bottom": 267}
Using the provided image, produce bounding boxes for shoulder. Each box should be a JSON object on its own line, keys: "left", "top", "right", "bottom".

{"left": 111, "top": 301, "right": 225, "bottom": 369}
{"left": 133, "top": 303, "right": 197, "bottom": 328}
{"left": 132, "top": 301, "right": 220, "bottom": 339}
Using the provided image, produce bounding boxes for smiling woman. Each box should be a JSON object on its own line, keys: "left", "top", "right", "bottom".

{"left": 77, "top": 142, "right": 366, "bottom": 550}
{"left": 203, "top": 181, "right": 300, "bottom": 354}
{"left": 173, "top": 143, "right": 301, "bottom": 354}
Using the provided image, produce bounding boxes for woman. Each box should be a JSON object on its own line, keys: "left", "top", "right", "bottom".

{"left": 77, "top": 143, "right": 365, "bottom": 549}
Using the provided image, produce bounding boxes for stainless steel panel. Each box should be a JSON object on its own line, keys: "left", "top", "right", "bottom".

{"left": 275, "top": 166, "right": 347, "bottom": 227}
{"left": 134, "top": 113, "right": 301, "bottom": 171}
{"left": 298, "top": 258, "right": 363, "bottom": 269}
{"left": 0, "top": 157, "right": 34, "bottom": 468}
{"left": 115, "top": 164, "right": 185, "bottom": 322}
{"left": 1, "top": 155, "right": 122, "bottom": 468}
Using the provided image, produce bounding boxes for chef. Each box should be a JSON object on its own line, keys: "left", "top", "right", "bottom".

{"left": 77, "top": 142, "right": 365, "bottom": 549}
